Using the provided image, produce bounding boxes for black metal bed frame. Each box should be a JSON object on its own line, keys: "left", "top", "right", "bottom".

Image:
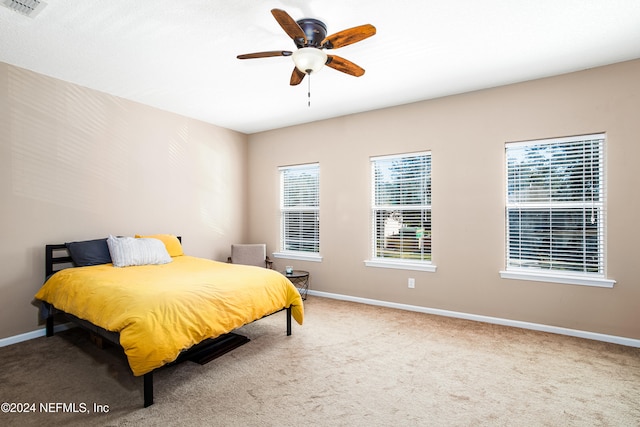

{"left": 42, "top": 240, "right": 293, "bottom": 407}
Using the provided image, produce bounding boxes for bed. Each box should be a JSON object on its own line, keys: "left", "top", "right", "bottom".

{"left": 35, "top": 234, "right": 304, "bottom": 407}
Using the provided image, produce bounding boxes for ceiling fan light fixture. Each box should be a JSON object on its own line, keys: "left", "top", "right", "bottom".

{"left": 292, "top": 47, "right": 327, "bottom": 74}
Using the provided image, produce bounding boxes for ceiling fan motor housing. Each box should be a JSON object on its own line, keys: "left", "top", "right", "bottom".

{"left": 295, "top": 18, "right": 327, "bottom": 48}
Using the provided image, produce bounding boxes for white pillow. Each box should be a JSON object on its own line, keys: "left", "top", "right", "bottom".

{"left": 107, "top": 235, "right": 172, "bottom": 268}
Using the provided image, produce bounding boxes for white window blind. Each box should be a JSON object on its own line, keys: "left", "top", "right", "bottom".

{"left": 505, "top": 134, "right": 605, "bottom": 276}
{"left": 370, "top": 152, "right": 432, "bottom": 263}
{"left": 279, "top": 163, "right": 320, "bottom": 254}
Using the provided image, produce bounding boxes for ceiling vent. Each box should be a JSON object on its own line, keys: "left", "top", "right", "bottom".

{"left": 1, "top": 0, "right": 47, "bottom": 18}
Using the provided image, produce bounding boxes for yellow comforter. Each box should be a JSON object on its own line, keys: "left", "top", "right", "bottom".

{"left": 34, "top": 256, "right": 304, "bottom": 376}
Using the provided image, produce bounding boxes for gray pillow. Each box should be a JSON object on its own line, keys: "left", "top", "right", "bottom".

{"left": 66, "top": 238, "right": 112, "bottom": 267}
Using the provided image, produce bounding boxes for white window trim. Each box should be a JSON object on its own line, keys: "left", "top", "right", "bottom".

{"left": 500, "top": 269, "right": 615, "bottom": 288}
{"left": 278, "top": 162, "right": 321, "bottom": 258}
{"left": 365, "top": 259, "right": 437, "bottom": 272}
{"left": 273, "top": 251, "right": 323, "bottom": 262}
{"left": 367, "top": 151, "right": 434, "bottom": 271}
{"left": 503, "top": 133, "right": 612, "bottom": 287}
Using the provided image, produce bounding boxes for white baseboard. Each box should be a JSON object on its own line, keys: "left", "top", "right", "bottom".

{"left": 3, "top": 294, "right": 638, "bottom": 349}
{"left": 307, "top": 290, "right": 640, "bottom": 348}
{"left": 0, "top": 323, "right": 73, "bottom": 347}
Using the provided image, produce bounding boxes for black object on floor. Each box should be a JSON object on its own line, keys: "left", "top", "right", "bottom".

{"left": 180, "top": 333, "right": 250, "bottom": 365}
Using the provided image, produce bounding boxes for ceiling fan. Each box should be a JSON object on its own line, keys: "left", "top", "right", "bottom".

{"left": 237, "top": 9, "right": 376, "bottom": 86}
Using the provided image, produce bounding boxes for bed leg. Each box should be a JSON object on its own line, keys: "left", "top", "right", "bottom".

{"left": 46, "top": 315, "right": 54, "bottom": 337}
{"left": 42, "top": 303, "right": 53, "bottom": 337}
{"left": 143, "top": 372, "right": 154, "bottom": 407}
{"left": 286, "top": 306, "right": 292, "bottom": 336}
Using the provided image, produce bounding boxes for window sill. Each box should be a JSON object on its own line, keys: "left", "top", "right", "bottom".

{"left": 364, "top": 259, "right": 437, "bottom": 272}
{"left": 499, "top": 270, "right": 615, "bottom": 288}
{"left": 272, "top": 252, "right": 323, "bottom": 262}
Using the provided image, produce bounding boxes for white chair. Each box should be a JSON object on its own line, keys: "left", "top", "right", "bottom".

{"left": 227, "top": 244, "right": 273, "bottom": 269}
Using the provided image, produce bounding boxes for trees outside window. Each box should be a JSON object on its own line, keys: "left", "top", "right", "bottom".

{"left": 505, "top": 134, "right": 605, "bottom": 276}
{"left": 370, "top": 152, "right": 432, "bottom": 263}
{"left": 279, "top": 163, "right": 320, "bottom": 255}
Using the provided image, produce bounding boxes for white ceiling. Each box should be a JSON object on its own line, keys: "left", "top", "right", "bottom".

{"left": 1, "top": 1, "right": 640, "bottom": 134}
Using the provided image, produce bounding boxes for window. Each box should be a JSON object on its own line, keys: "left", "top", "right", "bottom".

{"left": 366, "top": 152, "right": 435, "bottom": 272}
{"left": 275, "top": 163, "right": 321, "bottom": 262}
{"left": 501, "top": 133, "right": 614, "bottom": 287}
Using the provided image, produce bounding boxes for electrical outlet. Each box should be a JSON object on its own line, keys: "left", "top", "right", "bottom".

{"left": 408, "top": 278, "right": 415, "bottom": 288}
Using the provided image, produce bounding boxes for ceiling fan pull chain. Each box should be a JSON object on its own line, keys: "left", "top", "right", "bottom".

{"left": 307, "top": 73, "right": 311, "bottom": 107}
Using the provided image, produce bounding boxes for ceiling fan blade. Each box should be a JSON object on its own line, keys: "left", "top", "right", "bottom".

{"left": 322, "top": 24, "right": 376, "bottom": 49}
{"left": 290, "top": 67, "right": 306, "bottom": 86}
{"left": 271, "top": 9, "right": 307, "bottom": 44}
{"left": 237, "top": 51, "right": 292, "bottom": 59}
{"left": 326, "top": 55, "right": 365, "bottom": 77}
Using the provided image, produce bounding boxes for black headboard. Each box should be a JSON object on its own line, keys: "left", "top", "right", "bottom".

{"left": 45, "top": 244, "right": 73, "bottom": 279}
{"left": 45, "top": 236, "right": 182, "bottom": 280}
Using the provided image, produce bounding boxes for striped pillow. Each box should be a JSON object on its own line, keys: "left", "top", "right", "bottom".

{"left": 107, "top": 235, "right": 172, "bottom": 268}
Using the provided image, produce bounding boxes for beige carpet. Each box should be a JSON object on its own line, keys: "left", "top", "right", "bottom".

{"left": 0, "top": 296, "right": 638, "bottom": 426}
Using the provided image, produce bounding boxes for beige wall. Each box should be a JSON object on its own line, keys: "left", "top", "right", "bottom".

{"left": 248, "top": 59, "right": 640, "bottom": 340}
{"left": 2, "top": 59, "right": 638, "bottom": 342}
{"left": 0, "top": 63, "right": 249, "bottom": 339}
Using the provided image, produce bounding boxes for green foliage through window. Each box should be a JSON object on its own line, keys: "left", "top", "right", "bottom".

{"left": 505, "top": 134, "right": 605, "bottom": 275}
{"left": 371, "top": 153, "right": 432, "bottom": 262}
{"left": 280, "top": 164, "right": 320, "bottom": 254}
